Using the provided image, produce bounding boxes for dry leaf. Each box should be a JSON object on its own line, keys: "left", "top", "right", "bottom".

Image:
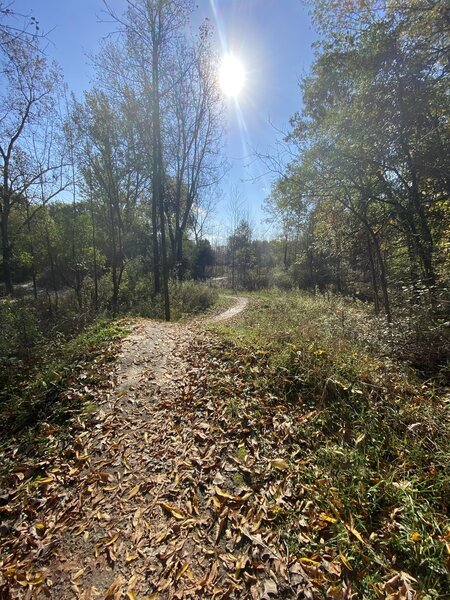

{"left": 160, "top": 502, "right": 185, "bottom": 520}
{"left": 270, "top": 458, "right": 289, "bottom": 471}
{"left": 126, "top": 484, "right": 141, "bottom": 500}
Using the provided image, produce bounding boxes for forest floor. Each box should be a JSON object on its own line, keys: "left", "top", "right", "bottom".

{"left": 1, "top": 293, "right": 448, "bottom": 600}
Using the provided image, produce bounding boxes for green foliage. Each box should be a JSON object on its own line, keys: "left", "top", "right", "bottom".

{"left": 133, "top": 280, "right": 218, "bottom": 321}
{"left": 168, "top": 280, "right": 218, "bottom": 320}
{"left": 267, "top": 0, "right": 450, "bottom": 329}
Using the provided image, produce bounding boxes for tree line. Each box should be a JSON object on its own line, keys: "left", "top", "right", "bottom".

{"left": 266, "top": 0, "right": 449, "bottom": 325}
{"left": 1, "top": 0, "right": 449, "bottom": 338}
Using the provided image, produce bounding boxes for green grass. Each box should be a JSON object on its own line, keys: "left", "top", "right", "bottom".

{"left": 207, "top": 290, "right": 450, "bottom": 598}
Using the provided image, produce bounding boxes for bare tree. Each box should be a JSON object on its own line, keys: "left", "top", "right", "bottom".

{"left": 165, "top": 27, "right": 224, "bottom": 279}
{"left": 103, "top": 0, "right": 196, "bottom": 320}
{"left": 0, "top": 25, "right": 64, "bottom": 294}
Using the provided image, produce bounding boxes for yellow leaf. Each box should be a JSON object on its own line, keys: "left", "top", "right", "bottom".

{"left": 126, "top": 592, "right": 137, "bottom": 600}
{"left": 35, "top": 476, "right": 54, "bottom": 485}
{"left": 319, "top": 513, "right": 337, "bottom": 523}
{"left": 300, "top": 557, "right": 320, "bottom": 566}
{"left": 75, "top": 452, "right": 89, "bottom": 462}
{"left": 16, "top": 573, "right": 46, "bottom": 586}
{"left": 410, "top": 531, "right": 421, "bottom": 542}
{"left": 339, "top": 552, "right": 352, "bottom": 571}
{"left": 270, "top": 458, "right": 289, "bottom": 471}
{"left": 160, "top": 502, "right": 185, "bottom": 520}
{"left": 349, "top": 526, "right": 364, "bottom": 544}
{"left": 72, "top": 568, "right": 85, "bottom": 581}
{"left": 126, "top": 484, "right": 141, "bottom": 500}
{"left": 235, "top": 554, "right": 247, "bottom": 577}
{"left": 175, "top": 562, "right": 190, "bottom": 581}
{"left": 126, "top": 554, "right": 139, "bottom": 562}
{"left": 355, "top": 433, "right": 366, "bottom": 445}
{"left": 104, "top": 534, "right": 119, "bottom": 547}
{"left": 345, "top": 518, "right": 365, "bottom": 544}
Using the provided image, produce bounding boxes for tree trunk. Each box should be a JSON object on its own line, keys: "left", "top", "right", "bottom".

{"left": 152, "top": 46, "right": 170, "bottom": 321}
{"left": 175, "top": 227, "right": 184, "bottom": 280}
{"left": 1, "top": 205, "right": 14, "bottom": 296}
{"left": 367, "top": 235, "right": 380, "bottom": 314}
{"left": 369, "top": 230, "right": 392, "bottom": 323}
{"left": 25, "top": 200, "right": 38, "bottom": 300}
{"left": 45, "top": 220, "right": 58, "bottom": 315}
{"left": 89, "top": 184, "right": 99, "bottom": 311}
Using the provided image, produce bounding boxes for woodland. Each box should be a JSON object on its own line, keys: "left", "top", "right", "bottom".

{"left": 0, "top": 0, "right": 449, "bottom": 598}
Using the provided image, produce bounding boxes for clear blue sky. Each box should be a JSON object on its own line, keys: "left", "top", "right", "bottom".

{"left": 13, "top": 0, "right": 316, "bottom": 239}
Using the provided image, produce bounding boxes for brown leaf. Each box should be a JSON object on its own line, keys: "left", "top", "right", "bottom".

{"left": 270, "top": 458, "right": 289, "bottom": 471}
{"left": 160, "top": 502, "right": 185, "bottom": 520}
{"left": 104, "top": 575, "right": 124, "bottom": 599}
{"left": 126, "top": 484, "right": 141, "bottom": 500}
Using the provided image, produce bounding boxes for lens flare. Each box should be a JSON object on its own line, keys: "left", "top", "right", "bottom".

{"left": 219, "top": 54, "right": 245, "bottom": 97}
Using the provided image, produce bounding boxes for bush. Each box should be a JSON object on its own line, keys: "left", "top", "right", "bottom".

{"left": 270, "top": 269, "right": 293, "bottom": 290}
{"left": 168, "top": 280, "right": 218, "bottom": 320}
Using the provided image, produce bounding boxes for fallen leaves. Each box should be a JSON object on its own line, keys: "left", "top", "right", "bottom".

{"left": 269, "top": 458, "right": 289, "bottom": 471}
{"left": 0, "top": 313, "right": 428, "bottom": 599}
{"left": 159, "top": 502, "right": 186, "bottom": 520}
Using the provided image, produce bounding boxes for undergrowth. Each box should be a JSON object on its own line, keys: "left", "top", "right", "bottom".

{"left": 208, "top": 290, "right": 450, "bottom": 598}
{"left": 0, "top": 319, "right": 129, "bottom": 454}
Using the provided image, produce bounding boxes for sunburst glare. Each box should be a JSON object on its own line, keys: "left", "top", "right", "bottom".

{"left": 219, "top": 54, "right": 246, "bottom": 98}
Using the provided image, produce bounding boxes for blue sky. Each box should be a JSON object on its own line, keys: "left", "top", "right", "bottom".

{"left": 12, "top": 0, "right": 316, "bottom": 239}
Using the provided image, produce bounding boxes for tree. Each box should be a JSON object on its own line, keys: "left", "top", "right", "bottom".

{"left": 72, "top": 89, "right": 143, "bottom": 314}
{"left": 165, "top": 27, "right": 224, "bottom": 279}
{"left": 269, "top": 0, "right": 449, "bottom": 320}
{"left": 104, "top": 0, "right": 197, "bottom": 320}
{"left": 0, "top": 14, "right": 63, "bottom": 295}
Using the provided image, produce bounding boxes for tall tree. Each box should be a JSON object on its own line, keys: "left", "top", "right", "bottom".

{"left": 0, "top": 15, "right": 63, "bottom": 295}
{"left": 165, "top": 27, "right": 223, "bottom": 279}
{"left": 104, "top": 0, "right": 196, "bottom": 320}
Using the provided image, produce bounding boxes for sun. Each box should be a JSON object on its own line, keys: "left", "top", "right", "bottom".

{"left": 219, "top": 54, "right": 245, "bottom": 98}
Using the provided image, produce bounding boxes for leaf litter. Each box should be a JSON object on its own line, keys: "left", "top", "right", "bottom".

{"left": 0, "top": 299, "right": 424, "bottom": 599}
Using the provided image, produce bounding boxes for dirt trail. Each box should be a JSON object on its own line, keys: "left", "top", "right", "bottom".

{"left": 208, "top": 296, "right": 248, "bottom": 324}
{"left": 4, "top": 296, "right": 297, "bottom": 600}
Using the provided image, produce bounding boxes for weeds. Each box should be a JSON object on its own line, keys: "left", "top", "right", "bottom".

{"left": 206, "top": 290, "right": 450, "bottom": 597}
{"left": 0, "top": 319, "right": 128, "bottom": 449}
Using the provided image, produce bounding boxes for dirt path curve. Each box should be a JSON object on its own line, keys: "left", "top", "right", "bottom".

{"left": 208, "top": 296, "right": 248, "bottom": 324}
